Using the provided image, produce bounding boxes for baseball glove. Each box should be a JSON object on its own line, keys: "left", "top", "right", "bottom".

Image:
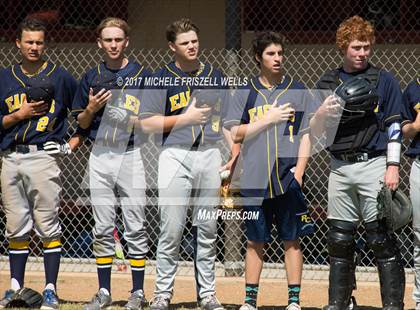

{"left": 377, "top": 185, "right": 413, "bottom": 232}
{"left": 25, "top": 75, "right": 55, "bottom": 106}
{"left": 6, "top": 287, "right": 43, "bottom": 308}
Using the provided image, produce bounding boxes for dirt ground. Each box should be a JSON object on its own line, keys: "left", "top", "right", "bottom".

{"left": 0, "top": 271, "right": 415, "bottom": 309}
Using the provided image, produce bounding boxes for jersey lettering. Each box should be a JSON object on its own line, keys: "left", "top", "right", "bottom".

{"left": 169, "top": 90, "right": 190, "bottom": 112}
{"left": 248, "top": 104, "right": 271, "bottom": 123}
{"left": 5, "top": 94, "right": 26, "bottom": 113}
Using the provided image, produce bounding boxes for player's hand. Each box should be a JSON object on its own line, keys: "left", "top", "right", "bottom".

{"left": 319, "top": 95, "right": 342, "bottom": 117}
{"left": 384, "top": 165, "right": 399, "bottom": 191}
{"left": 183, "top": 97, "right": 212, "bottom": 125}
{"left": 263, "top": 101, "right": 294, "bottom": 125}
{"left": 294, "top": 173, "right": 304, "bottom": 188}
{"left": 16, "top": 100, "right": 49, "bottom": 120}
{"left": 219, "top": 154, "right": 239, "bottom": 188}
{"left": 87, "top": 88, "right": 112, "bottom": 114}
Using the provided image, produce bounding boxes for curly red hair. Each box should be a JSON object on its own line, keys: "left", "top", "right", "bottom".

{"left": 336, "top": 16, "right": 375, "bottom": 50}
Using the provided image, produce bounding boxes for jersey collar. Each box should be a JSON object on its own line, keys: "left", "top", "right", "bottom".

{"left": 253, "top": 74, "right": 291, "bottom": 91}
{"left": 166, "top": 61, "right": 211, "bottom": 78}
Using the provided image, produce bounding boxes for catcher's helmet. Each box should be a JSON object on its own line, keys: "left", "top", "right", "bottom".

{"left": 377, "top": 186, "right": 413, "bottom": 232}
{"left": 333, "top": 75, "right": 379, "bottom": 123}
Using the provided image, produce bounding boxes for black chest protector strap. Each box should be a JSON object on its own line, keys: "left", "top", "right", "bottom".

{"left": 318, "top": 66, "right": 381, "bottom": 153}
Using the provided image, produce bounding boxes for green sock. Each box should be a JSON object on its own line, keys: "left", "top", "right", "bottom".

{"left": 244, "top": 283, "right": 258, "bottom": 307}
{"left": 288, "top": 284, "right": 301, "bottom": 305}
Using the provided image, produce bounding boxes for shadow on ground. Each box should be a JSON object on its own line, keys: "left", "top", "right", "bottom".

{"left": 60, "top": 299, "right": 390, "bottom": 310}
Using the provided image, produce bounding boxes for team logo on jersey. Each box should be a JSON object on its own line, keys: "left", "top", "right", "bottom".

{"left": 169, "top": 90, "right": 191, "bottom": 112}
{"left": 414, "top": 102, "right": 420, "bottom": 112}
{"left": 5, "top": 93, "right": 26, "bottom": 113}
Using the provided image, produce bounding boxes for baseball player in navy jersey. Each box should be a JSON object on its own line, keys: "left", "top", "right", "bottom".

{"left": 224, "top": 32, "right": 314, "bottom": 310}
{"left": 0, "top": 18, "right": 79, "bottom": 309}
{"left": 71, "top": 17, "right": 150, "bottom": 310}
{"left": 139, "top": 18, "right": 239, "bottom": 310}
{"left": 401, "top": 78, "right": 420, "bottom": 309}
{"left": 310, "top": 16, "right": 405, "bottom": 310}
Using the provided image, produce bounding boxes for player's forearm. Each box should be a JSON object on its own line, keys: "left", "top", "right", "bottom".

{"left": 231, "top": 119, "right": 271, "bottom": 143}
{"left": 309, "top": 110, "right": 326, "bottom": 137}
{"left": 2, "top": 111, "right": 23, "bottom": 129}
{"left": 140, "top": 114, "right": 190, "bottom": 134}
{"left": 77, "top": 110, "right": 95, "bottom": 129}
{"left": 402, "top": 122, "right": 420, "bottom": 140}
{"left": 295, "top": 133, "right": 311, "bottom": 178}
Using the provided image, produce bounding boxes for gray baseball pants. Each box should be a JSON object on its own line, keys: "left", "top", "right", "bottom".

{"left": 154, "top": 146, "right": 222, "bottom": 299}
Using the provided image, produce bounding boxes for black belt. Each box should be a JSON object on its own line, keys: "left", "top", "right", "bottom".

{"left": 332, "top": 150, "right": 384, "bottom": 162}
{"left": 9, "top": 144, "right": 44, "bottom": 154}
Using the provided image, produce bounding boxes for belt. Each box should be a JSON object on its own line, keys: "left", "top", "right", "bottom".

{"left": 164, "top": 142, "right": 218, "bottom": 151}
{"left": 94, "top": 139, "right": 135, "bottom": 151}
{"left": 8, "top": 144, "right": 44, "bottom": 154}
{"left": 332, "top": 150, "right": 384, "bottom": 162}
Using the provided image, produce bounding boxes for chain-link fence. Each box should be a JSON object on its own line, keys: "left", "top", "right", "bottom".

{"left": 0, "top": 0, "right": 419, "bottom": 280}
{"left": 0, "top": 0, "right": 419, "bottom": 44}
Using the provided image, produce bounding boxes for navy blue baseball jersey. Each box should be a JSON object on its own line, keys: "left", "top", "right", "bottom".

{"left": 327, "top": 66, "right": 402, "bottom": 152}
{"left": 139, "top": 61, "right": 226, "bottom": 146}
{"left": 0, "top": 62, "right": 77, "bottom": 150}
{"left": 401, "top": 78, "right": 420, "bottom": 157}
{"left": 224, "top": 75, "right": 314, "bottom": 199}
{"left": 72, "top": 60, "right": 151, "bottom": 145}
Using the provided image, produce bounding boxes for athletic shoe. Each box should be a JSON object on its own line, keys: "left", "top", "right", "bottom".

{"left": 322, "top": 296, "right": 356, "bottom": 310}
{"left": 286, "top": 303, "right": 301, "bottom": 310}
{"left": 239, "top": 303, "right": 257, "bottom": 310}
{"left": 83, "top": 289, "right": 112, "bottom": 310}
{"left": 149, "top": 295, "right": 170, "bottom": 310}
{"left": 125, "top": 289, "right": 147, "bottom": 310}
{"left": 199, "top": 295, "right": 224, "bottom": 310}
{"left": 40, "top": 289, "right": 59, "bottom": 310}
{"left": 0, "top": 290, "right": 15, "bottom": 308}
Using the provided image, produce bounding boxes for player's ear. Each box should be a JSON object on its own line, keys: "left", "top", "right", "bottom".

{"left": 254, "top": 54, "right": 261, "bottom": 64}
{"left": 168, "top": 41, "right": 176, "bottom": 53}
{"left": 16, "top": 38, "right": 21, "bottom": 50}
{"left": 97, "top": 37, "right": 103, "bottom": 49}
{"left": 125, "top": 36, "right": 129, "bottom": 48}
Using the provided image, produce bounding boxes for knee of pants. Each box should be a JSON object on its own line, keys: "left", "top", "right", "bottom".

{"left": 93, "top": 224, "right": 114, "bottom": 240}
{"left": 365, "top": 220, "right": 399, "bottom": 259}
{"left": 327, "top": 219, "right": 357, "bottom": 260}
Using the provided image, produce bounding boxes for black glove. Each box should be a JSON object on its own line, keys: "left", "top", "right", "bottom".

{"left": 6, "top": 287, "right": 43, "bottom": 308}
{"left": 377, "top": 185, "right": 413, "bottom": 232}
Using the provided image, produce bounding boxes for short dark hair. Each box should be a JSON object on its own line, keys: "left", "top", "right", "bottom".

{"left": 17, "top": 18, "right": 47, "bottom": 40}
{"left": 252, "top": 31, "right": 286, "bottom": 65}
{"left": 166, "top": 18, "right": 199, "bottom": 43}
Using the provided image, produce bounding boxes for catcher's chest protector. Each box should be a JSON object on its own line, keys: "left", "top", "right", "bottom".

{"left": 318, "top": 66, "right": 381, "bottom": 153}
